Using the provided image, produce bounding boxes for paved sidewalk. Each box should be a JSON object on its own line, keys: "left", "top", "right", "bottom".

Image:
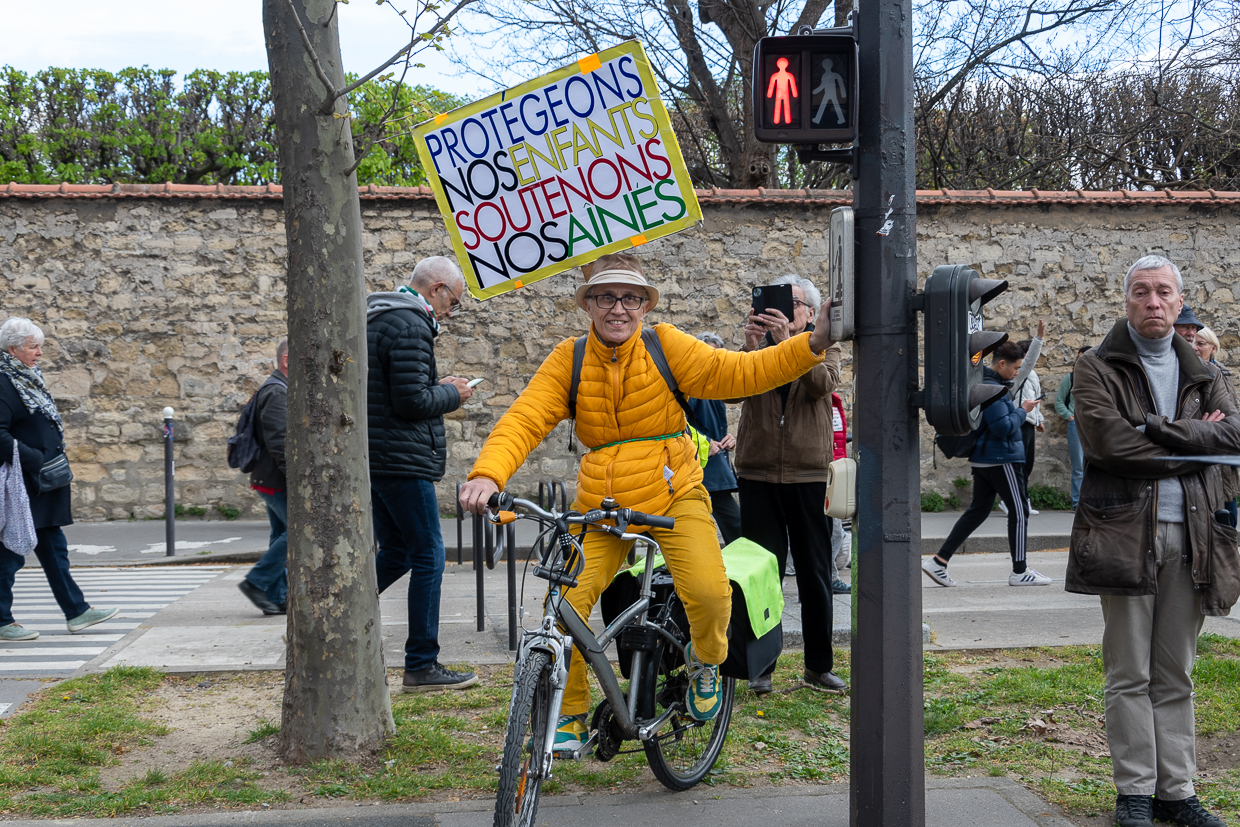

{"left": 0, "top": 778, "right": 1073, "bottom": 827}
{"left": 44, "top": 510, "right": 1076, "bottom": 568}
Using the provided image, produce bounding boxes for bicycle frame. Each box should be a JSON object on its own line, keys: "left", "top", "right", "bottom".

{"left": 498, "top": 500, "right": 688, "bottom": 778}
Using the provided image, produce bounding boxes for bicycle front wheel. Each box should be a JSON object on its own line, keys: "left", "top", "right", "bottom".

{"left": 641, "top": 625, "right": 735, "bottom": 790}
{"left": 494, "top": 650, "right": 553, "bottom": 827}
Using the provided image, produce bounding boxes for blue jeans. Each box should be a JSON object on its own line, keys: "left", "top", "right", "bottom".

{"left": 372, "top": 476, "right": 444, "bottom": 672}
{"left": 1067, "top": 420, "right": 1085, "bottom": 508}
{"left": 1, "top": 526, "right": 90, "bottom": 626}
{"left": 245, "top": 490, "right": 288, "bottom": 606}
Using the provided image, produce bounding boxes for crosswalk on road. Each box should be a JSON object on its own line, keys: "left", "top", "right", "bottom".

{"left": 2, "top": 566, "right": 228, "bottom": 676}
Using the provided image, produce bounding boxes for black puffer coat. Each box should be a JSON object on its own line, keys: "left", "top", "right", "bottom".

{"left": 0, "top": 374, "right": 72, "bottom": 529}
{"left": 366, "top": 300, "right": 461, "bottom": 480}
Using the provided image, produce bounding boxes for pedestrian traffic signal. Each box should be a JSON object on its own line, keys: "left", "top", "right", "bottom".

{"left": 752, "top": 33, "right": 858, "bottom": 144}
{"left": 921, "top": 265, "right": 1010, "bottom": 435}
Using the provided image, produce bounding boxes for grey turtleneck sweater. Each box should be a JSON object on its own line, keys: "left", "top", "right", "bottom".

{"left": 1128, "top": 322, "right": 1184, "bottom": 523}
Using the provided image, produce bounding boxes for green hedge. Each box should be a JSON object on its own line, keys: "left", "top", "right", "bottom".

{"left": 0, "top": 66, "right": 463, "bottom": 187}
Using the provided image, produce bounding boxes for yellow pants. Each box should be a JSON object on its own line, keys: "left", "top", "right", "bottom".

{"left": 559, "top": 486, "right": 732, "bottom": 716}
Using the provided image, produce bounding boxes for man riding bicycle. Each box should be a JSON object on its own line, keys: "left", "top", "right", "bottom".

{"left": 459, "top": 253, "right": 841, "bottom": 753}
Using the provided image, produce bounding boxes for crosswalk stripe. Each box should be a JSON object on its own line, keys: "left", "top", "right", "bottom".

{"left": 0, "top": 661, "right": 89, "bottom": 671}
{"left": 18, "top": 613, "right": 156, "bottom": 620}
{"left": 0, "top": 647, "right": 108, "bottom": 657}
{"left": 18, "top": 623, "right": 142, "bottom": 631}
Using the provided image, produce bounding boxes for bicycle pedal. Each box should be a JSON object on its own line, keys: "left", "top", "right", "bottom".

{"left": 554, "top": 732, "right": 598, "bottom": 761}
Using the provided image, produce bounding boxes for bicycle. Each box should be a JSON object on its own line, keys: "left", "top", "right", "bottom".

{"left": 486, "top": 492, "right": 735, "bottom": 827}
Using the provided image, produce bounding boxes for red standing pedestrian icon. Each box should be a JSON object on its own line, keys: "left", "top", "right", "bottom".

{"left": 766, "top": 57, "right": 798, "bottom": 125}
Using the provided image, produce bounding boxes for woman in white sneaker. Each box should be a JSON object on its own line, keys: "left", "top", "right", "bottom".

{"left": 0, "top": 318, "right": 118, "bottom": 642}
{"left": 922, "top": 341, "right": 1053, "bottom": 588}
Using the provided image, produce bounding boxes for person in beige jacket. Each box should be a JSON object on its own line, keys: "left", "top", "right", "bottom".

{"left": 733, "top": 274, "right": 845, "bottom": 696}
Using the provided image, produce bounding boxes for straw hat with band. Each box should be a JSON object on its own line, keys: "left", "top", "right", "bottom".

{"left": 575, "top": 269, "right": 660, "bottom": 312}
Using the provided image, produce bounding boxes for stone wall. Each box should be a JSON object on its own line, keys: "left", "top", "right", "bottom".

{"left": 2, "top": 184, "right": 1237, "bottom": 520}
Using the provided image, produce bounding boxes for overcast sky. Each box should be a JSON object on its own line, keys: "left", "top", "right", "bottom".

{"left": 0, "top": 0, "right": 495, "bottom": 99}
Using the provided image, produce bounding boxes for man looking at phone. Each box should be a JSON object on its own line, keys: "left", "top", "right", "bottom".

{"left": 733, "top": 274, "right": 846, "bottom": 695}
{"left": 366, "top": 256, "right": 477, "bottom": 693}
{"left": 1067, "top": 255, "right": 1239, "bottom": 827}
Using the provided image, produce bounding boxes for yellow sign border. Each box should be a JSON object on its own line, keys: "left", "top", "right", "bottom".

{"left": 412, "top": 41, "right": 703, "bottom": 301}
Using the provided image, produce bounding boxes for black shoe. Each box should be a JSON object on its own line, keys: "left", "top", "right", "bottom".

{"left": 238, "top": 580, "right": 280, "bottom": 615}
{"left": 401, "top": 662, "right": 479, "bottom": 693}
{"left": 830, "top": 578, "right": 851, "bottom": 595}
{"left": 1115, "top": 794, "right": 1154, "bottom": 827}
{"left": 804, "top": 669, "right": 847, "bottom": 694}
{"left": 1151, "top": 795, "right": 1224, "bottom": 827}
{"left": 749, "top": 673, "right": 773, "bottom": 695}
{"left": 263, "top": 603, "right": 287, "bottom": 616}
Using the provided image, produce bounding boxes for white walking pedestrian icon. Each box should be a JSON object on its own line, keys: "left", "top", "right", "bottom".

{"left": 812, "top": 58, "right": 846, "bottom": 126}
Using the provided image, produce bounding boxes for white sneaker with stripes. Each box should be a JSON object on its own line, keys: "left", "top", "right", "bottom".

{"left": 921, "top": 557, "right": 957, "bottom": 587}
{"left": 1008, "top": 569, "right": 1052, "bottom": 586}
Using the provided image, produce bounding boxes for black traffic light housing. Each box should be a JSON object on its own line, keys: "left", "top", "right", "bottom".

{"left": 920, "top": 265, "right": 1010, "bottom": 435}
{"left": 752, "top": 30, "right": 858, "bottom": 145}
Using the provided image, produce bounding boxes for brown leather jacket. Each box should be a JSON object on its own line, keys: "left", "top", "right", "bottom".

{"left": 732, "top": 341, "right": 843, "bottom": 484}
{"left": 1067, "top": 320, "right": 1240, "bottom": 616}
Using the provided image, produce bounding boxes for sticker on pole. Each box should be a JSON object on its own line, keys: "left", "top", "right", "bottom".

{"left": 413, "top": 41, "right": 703, "bottom": 300}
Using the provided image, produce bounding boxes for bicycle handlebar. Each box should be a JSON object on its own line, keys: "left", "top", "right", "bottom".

{"left": 485, "top": 492, "right": 675, "bottom": 531}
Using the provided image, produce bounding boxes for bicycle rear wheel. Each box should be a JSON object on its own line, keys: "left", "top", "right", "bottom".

{"left": 494, "top": 651, "right": 553, "bottom": 827}
{"left": 640, "top": 608, "right": 735, "bottom": 790}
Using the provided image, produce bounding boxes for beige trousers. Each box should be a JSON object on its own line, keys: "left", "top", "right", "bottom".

{"left": 1100, "top": 521, "right": 1205, "bottom": 799}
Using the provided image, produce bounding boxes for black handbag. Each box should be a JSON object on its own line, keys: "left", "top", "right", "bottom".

{"left": 36, "top": 451, "right": 74, "bottom": 494}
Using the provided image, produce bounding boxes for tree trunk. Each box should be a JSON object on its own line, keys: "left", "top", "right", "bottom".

{"left": 263, "top": 0, "right": 395, "bottom": 762}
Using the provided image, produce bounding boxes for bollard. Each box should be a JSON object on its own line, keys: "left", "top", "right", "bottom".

{"left": 455, "top": 482, "right": 463, "bottom": 565}
{"left": 163, "top": 407, "right": 175, "bottom": 557}
{"left": 473, "top": 513, "right": 485, "bottom": 631}
{"left": 506, "top": 522, "right": 518, "bottom": 650}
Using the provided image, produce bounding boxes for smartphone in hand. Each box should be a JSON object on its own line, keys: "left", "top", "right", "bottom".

{"left": 467, "top": 377, "right": 486, "bottom": 388}
{"left": 752, "top": 284, "right": 795, "bottom": 321}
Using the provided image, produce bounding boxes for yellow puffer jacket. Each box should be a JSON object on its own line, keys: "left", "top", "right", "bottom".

{"left": 468, "top": 323, "right": 825, "bottom": 516}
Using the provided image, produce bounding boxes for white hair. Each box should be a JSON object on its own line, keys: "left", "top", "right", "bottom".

{"left": 410, "top": 256, "right": 464, "bottom": 291}
{"left": 1124, "top": 255, "right": 1183, "bottom": 294}
{"left": 0, "top": 318, "right": 44, "bottom": 351}
{"left": 697, "top": 331, "right": 725, "bottom": 348}
{"left": 770, "top": 273, "right": 822, "bottom": 313}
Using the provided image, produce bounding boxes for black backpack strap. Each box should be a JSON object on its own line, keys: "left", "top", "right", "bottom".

{"left": 568, "top": 335, "right": 587, "bottom": 420}
{"left": 640, "top": 328, "right": 703, "bottom": 432}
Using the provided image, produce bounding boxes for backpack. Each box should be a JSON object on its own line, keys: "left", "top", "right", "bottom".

{"left": 226, "top": 376, "right": 287, "bottom": 473}
{"left": 933, "top": 430, "right": 981, "bottom": 461}
{"left": 566, "top": 329, "right": 704, "bottom": 450}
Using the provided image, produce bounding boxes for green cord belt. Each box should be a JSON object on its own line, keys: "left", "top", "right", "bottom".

{"left": 588, "top": 431, "right": 684, "bottom": 451}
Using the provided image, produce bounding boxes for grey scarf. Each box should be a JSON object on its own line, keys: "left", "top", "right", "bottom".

{"left": 0, "top": 351, "right": 63, "bottom": 433}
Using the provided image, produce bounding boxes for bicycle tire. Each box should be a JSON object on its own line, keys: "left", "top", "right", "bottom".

{"left": 494, "top": 651, "right": 553, "bottom": 827}
{"left": 640, "top": 611, "right": 735, "bottom": 790}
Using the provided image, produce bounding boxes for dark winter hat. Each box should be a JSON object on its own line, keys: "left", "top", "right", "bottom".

{"left": 1175, "top": 305, "right": 1203, "bottom": 330}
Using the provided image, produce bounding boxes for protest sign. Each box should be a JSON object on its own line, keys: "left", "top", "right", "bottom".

{"left": 413, "top": 41, "right": 702, "bottom": 300}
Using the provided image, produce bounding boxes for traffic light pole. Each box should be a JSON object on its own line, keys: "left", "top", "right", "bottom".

{"left": 850, "top": 0, "right": 924, "bottom": 826}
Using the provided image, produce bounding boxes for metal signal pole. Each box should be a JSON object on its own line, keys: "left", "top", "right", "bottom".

{"left": 850, "top": 0, "right": 924, "bottom": 823}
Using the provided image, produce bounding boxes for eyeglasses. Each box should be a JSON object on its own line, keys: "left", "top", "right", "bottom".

{"left": 792, "top": 299, "right": 812, "bottom": 311}
{"left": 441, "top": 282, "right": 463, "bottom": 312}
{"left": 589, "top": 293, "right": 647, "bottom": 310}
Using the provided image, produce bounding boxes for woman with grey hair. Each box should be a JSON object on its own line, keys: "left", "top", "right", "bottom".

{"left": 734, "top": 273, "right": 847, "bottom": 695}
{"left": 0, "top": 318, "right": 117, "bottom": 642}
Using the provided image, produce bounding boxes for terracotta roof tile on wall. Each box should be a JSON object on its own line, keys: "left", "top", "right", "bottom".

{"left": 3, "top": 182, "right": 1240, "bottom": 205}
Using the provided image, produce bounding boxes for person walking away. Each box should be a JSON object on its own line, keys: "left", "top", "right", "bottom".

{"left": 922, "top": 341, "right": 1051, "bottom": 588}
{"left": 1054, "top": 346, "right": 1092, "bottom": 510}
{"left": 0, "top": 318, "right": 117, "bottom": 642}
{"left": 1194, "top": 327, "right": 1238, "bottom": 529}
{"left": 1069, "top": 255, "right": 1240, "bottom": 827}
{"left": 733, "top": 273, "right": 847, "bottom": 696}
{"left": 367, "top": 256, "right": 478, "bottom": 693}
{"left": 999, "top": 320, "right": 1044, "bottom": 516}
{"left": 460, "top": 254, "right": 839, "bottom": 751}
{"left": 686, "top": 332, "right": 741, "bottom": 546}
{"left": 237, "top": 338, "right": 290, "bottom": 615}
{"left": 826, "top": 392, "right": 850, "bottom": 593}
